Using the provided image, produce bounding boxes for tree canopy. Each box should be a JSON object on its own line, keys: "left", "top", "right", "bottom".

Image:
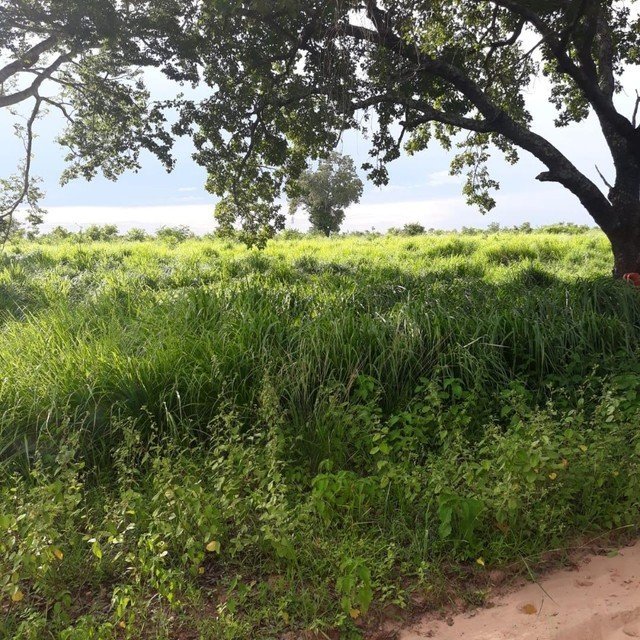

{"left": 2, "top": 1, "right": 640, "bottom": 270}
{"left": 0, "top": 0, "right": 199, "bottom": 237}
{"left": 288, "top": 153, "right": 363, "bottom": 236}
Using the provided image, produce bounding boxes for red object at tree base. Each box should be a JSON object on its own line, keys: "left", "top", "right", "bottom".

{"left": 623, "top": 273, "right": 640, "bottom": 287}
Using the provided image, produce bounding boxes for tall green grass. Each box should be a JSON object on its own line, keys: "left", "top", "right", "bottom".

{"left": 0, "top": 231, "right": 639, "bottom": 639}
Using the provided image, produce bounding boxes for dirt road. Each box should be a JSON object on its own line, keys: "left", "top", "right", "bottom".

{"left": 399, "top": 541, "right": 640, "bottom": 640}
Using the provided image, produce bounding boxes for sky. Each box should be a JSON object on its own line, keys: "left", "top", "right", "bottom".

{"left": 2, "top": 64, "right": 639, "bottom": 234}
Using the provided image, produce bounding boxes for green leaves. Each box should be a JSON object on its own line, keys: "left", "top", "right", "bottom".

{"left": 90, "top": 540, "right": 103, "bottom": 560}
{"left": 288, "top": 152, "right": 363, "bottom": 236}
{"left": 437, "top": 493, "right": 485, "bottom": 557}
{"left": 336, "top": 558, "right": 373, "bottom": 617}
{"left": 58, "top": 54, "right": 175, "bottom": 184}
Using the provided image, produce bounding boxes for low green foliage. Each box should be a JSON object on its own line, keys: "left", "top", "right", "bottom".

{"left": 0, "top": 231, "right": 638, "bottom": 638}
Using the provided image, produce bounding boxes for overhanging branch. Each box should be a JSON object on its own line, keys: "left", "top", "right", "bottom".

{"left": 338, "top": 4, "right": 613, "bottom": 226}
{"left": 350, "top": 94, "right": 497, "bottom": 133}
{"left": 0, "top": 53, "right": 70, "bottom": 108}
{"left": 0, "top": 35, "right": 59, "bottom": 85}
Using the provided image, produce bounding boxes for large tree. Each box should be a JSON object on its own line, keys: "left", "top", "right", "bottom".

{"left": 3, "top": 2, "right": 640, "bottom": 274}
{"left": 288, "top": 152, "right": 363, "bottom": 236}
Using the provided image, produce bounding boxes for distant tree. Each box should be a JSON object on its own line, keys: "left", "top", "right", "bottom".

{"left": 288, "top": 153, "right": 363, "bottom": 237}
{"left": 278, "top": 229, "right": 305, "bottom": 241}
{"left": 540, "top": 222, "right": 593, "bottom": 234}
{"left": 517, "top": 222, "right": 533, "bottom": 234}
{"left": 125, "top": 227, "right": 149, "bottom": 242}
{"left": 83, "top": 224, "right": 118, "bottom": 241}
{"left": 401, "top": 223, "right": 427, "bottom": 237}
{"left": 156, "top": 225, "right": 194, "bottom": 242}
{"left": 47, "top": 226, "right": 72, "bottom": 241}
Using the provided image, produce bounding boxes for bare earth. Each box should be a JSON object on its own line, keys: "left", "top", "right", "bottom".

{"left": 399, "top": 541, "right": 640, "bottom": 640}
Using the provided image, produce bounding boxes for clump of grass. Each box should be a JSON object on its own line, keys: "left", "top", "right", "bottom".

{"left": 0, "top": 231, "right": 639, "bottom": 639}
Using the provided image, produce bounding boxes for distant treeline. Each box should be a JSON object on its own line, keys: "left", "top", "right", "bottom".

{"left": 386, "top": 221, "right": 596, "bottom": 236}
{"left": 6, "top": 220, "right": 596, "bottom": 243}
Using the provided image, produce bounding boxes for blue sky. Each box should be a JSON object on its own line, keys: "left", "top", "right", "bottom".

{"left": 2, "top": 67, "right": 638, "bottom": 234}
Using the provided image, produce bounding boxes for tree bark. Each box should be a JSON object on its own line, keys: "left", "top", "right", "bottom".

{"left": 601, "top": 164, "right": 640, "bottom": 278}
{"left": 607, "top": 222, "right": 640, "bottom": 278}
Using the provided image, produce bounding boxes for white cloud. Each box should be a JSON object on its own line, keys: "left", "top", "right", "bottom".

{"left": 40, "top": 187, "right": 597, "bottom": 237}
{"left": 291, "top": 199, "right": 468, "bottom": 232}
{"left": 42, "top": 205, "right": 216, "bottom": 234}
{"left": 426, "top": 170, "right": 463, "bottom": 187}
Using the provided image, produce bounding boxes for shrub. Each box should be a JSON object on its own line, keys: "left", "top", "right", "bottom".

{"left": 156, "top": 225, "right": 194, "bottom": 242}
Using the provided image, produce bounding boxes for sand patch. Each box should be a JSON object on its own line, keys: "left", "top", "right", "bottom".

{"left": 399, "top": 541, "right": 640, "bottom": 640}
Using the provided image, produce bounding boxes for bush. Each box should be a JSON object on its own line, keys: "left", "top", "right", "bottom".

{"left": 46, "top": 226, "right": 72, "bottom": 241}
{"left": 82, "top": 224, "right": 119, "bottom": 241}
{"left": 156, "top": 225, "right": 195, "bottom": 242}
{"left": 401, "top": 222, "right": 426, "bottom": 236}
{"left": 539, "top": 222, "right": 593, "bottom": 234}
{"left": 124, "top": 227, "right": 148, "bottom": 242}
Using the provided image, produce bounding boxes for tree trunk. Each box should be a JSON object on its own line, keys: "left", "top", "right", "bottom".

{"left": 601, "top": 174, "right": 640, "bottom": 277}
{"left": 602, "top": 194, "right": 640, "bottom": 277}
{"left": 608, "top": 225, "right": 640, "bottom": 278}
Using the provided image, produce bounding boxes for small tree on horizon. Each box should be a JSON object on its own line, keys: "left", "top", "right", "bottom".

{"left": 288, "top": 153, "right": 363, "bottom": 237}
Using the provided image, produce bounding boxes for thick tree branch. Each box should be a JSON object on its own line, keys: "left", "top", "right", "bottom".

{"left": 340, "top": 7, "right": 613, "bottom": 227}
{"left": 0, "top": 34, "right": 59, "bottom": 85}
{"left": 0, "top": 53, "right": 69, "bottom": 108}
{"left": 571, "top": 2, "right": 600, "bottom": 84}
{"left": 595, "top": 12, "right": 616, "bottom": 99}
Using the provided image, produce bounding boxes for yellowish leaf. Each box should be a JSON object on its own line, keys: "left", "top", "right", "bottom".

{"left": 118, "top": 621, "right": 126, "bottom": 629}
{"left": 91, "top": 540, "right": 102, "bottom": 560}
{"left": 520, "top": 603, "right": 537, "bottom": 615}
{"left": 476, "top": 557, "right": 485, "bottom": 567}
{"left": 11, "top": 589, "right": 24, "bottom": 603}
{"left": 198, "top": 567, "right": 205, "bottom": 575}
{"left": 349, "top": 608, "right": 361, "bottom": 620}
{"left": 579, "top": 445, "right": 588, "bottom": 452}
{"left": 549, "top": 473, "right": 557, "bottom": 480}
{"left": 206, "top": 540, "right": 221, "bottom": 553}
{"left": 53, "top": 548, "right": 64, "bottom": 561}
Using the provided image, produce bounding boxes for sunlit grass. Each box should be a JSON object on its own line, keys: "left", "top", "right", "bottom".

{"left": 0, "top": 230, "right": 638, "bottom": 639}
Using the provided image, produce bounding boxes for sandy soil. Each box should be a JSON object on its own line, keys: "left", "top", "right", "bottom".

{"left": 399, "top": 541, "right": 640, "bottom": 640}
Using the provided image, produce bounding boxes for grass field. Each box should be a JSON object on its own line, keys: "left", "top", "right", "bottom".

{"left": 1, "top": 230, "right": 639, "bottom": 639}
